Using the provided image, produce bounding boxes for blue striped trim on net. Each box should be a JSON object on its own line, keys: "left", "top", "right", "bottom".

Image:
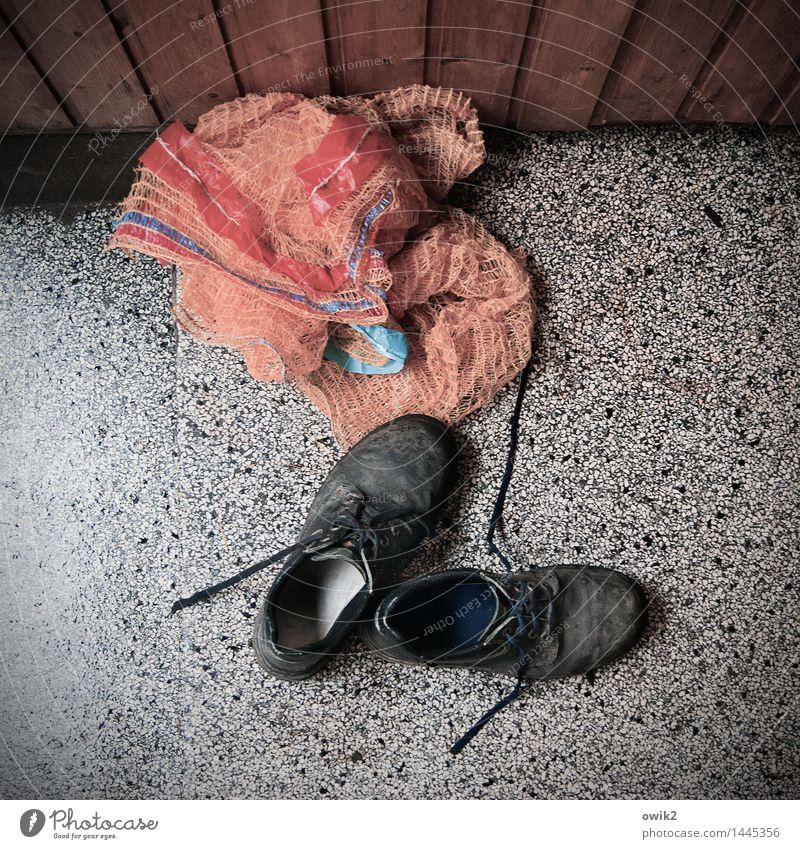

{"left": 114, "top": 211, "right": 385, "bottom": 315}
{"left": 346, "top": 188, "right": 394, "bottom": 281}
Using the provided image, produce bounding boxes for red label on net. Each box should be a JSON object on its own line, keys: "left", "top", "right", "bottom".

{"left": 294, "top": 114, "right": 394, "bottom": 223}
{"left": 140, "top": 122, "right": 340, "bottom": 293}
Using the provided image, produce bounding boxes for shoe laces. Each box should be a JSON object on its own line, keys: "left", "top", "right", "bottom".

{"left": 450, "top": 359, "right": 536, "bottom": 755}
{"left": 449, "top": 577, "right": 551, "bottom": 755}
{"left": 487, "top": 578, "right": 553, "bottom": 645}
{"left": 171, "top": 490, "right": 429, "bottom": 614}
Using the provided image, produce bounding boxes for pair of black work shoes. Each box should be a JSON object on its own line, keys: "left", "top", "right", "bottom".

{"left": 174, "top": 415, "right": 647, "bottom": 752}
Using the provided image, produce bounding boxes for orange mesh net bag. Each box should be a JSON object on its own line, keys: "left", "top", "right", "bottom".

{"left": 110, "top": 85, "right": 534, "bottom": 446}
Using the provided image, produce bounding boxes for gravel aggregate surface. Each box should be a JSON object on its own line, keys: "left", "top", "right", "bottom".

{"left": 1, "top": 124, "right": 798, "bottom": 799}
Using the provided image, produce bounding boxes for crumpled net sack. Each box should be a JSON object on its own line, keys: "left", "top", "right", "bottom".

{"left": 110, "top": 85, "right": 534, "bottom": 446}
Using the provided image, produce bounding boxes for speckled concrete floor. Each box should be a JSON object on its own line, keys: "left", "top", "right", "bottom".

{"left": 1, "top": 124, "right": 798, "bottom": 800}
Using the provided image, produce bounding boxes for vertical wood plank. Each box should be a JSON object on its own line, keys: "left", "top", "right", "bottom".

{"left": 509, "top": 0, "right": 634, "bottom": 131}
{"left": 2, "top": 0, "right": 157, "bottom": 128}
{"left": 679, "top": 0, "right": 800, "bottom": 123}
{"left": 426, "top": 0, "right": 532, "bottom": 126}
{"left": 222, "top": 0, "right": 329, "bottom": 97}
{"left": 762, "top": 72, "right": 800, "bottom": 125}
{"left": 0, "top": 26, "right": 72, "bottom": 130}
{"left": 322, "top": 0, "right": 426, "bottom": 97}
{"left": 2, "top": 0, "right": 797, "bottom": 132}
{"left": 112, "top": 0, "right": 239, "bottom": 124}
{"left": 593, "top": 0, "right": 737, "bottom": 125}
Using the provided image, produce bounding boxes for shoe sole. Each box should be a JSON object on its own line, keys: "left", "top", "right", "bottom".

{"left": 252, "top": 604, "right": 332, "bottom": 682}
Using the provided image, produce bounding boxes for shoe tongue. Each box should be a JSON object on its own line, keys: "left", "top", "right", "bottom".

{"left": 473, "top": 580, "right": 503, "bottom": 644}
{"left": 438, "top": 574, "right": 503, "bottom": 651}
{"left": 309, "top": 544, "right": 357, "bottom": 565}
{"left": 308, "top": 545, "right": 372, "bottom": 586}
{"left": 474, "top": 574, "right": 528, "bottom": 644}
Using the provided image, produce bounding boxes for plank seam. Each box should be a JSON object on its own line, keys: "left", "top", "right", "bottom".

{"left": 102, "top": 0, "right": 165, "bottom": 125}
{"left": 210, "top": 0, "right": 245, "bottom": 99}
{"left": 589, "top": 0, "right": 644, "bottom": 126}
{"left": 507, "top": 0, "right": 545, "bottom": 129}
{"left": 673, "top": 0, "right": 752, "bottom": 120}
{"left": 0, "top": 2, "right": 77, "bottom": 126}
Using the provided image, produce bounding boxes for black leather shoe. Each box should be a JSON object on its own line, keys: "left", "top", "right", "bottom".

{"left": 250, "top": 415, "right": 457, "bottom": 680}
{"left": 363, "top": 566, "right": 647, "bottom": 678}
{"left": 361, "top": 564, "right": 646, "bottom": 751}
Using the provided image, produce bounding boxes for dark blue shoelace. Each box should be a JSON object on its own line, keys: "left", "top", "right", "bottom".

{"left": 450, "top": 358, "right": 534, "bottom": 755}
{"left": 170, "top": 531, "right": 326, "bottom": 614}
{"left": 171, "top": 500, "right": 427, "bottom": 614}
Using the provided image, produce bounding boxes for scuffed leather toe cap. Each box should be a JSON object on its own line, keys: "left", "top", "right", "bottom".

{"left": 345, "top": 414, "right": 458, "bottom": 505}
{"left": 547, "top": 566, "right": 647, "bottom": 678}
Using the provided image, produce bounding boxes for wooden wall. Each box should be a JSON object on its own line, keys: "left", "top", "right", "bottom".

{"left": 1, "top": 0, "right": 798, "bottom": 132}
